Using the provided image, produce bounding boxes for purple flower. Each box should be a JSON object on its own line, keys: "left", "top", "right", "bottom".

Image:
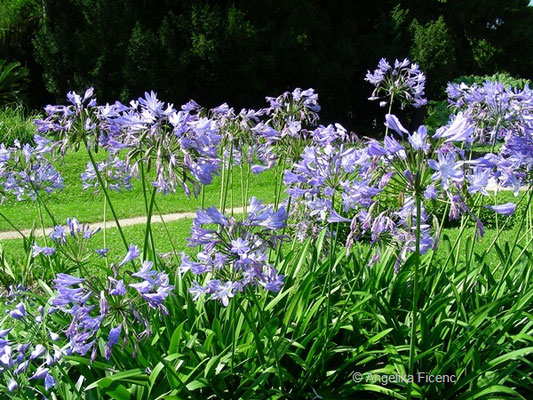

{"left": 195, "top": 207, "right": 228, "bottom": 226}
{"left": 9, "top": 303, "right": 26, "bottom": 320}
{"left": 0, "top": 328, "right": 12, "bottom": 338}
{"left": 108, "top": 278, "right": 127, "bottom": 296}
{"left": 118, "top": 244, "right": 140, "bottom": 267}
{"left": 207, "top": 280, "right": 234, "bottom": 307}
{"left": 424, "top": 185, "right": 438, "bottom": 200}
{"left": 385, "top": 114, "right": 408, "bottom": 137}
{"left": 467, "top": 167, "right": 491, "bottom": 195}
{"left": 32, "top": 244, "right": 56, "bottom": 257}
{"left": 260, "top": 267, "right": 284, "bottom": 292}
{"left": 186, "top": 198, "right": 286, "bottom": 305}
{"left": 96, "top": 247, "right": 109, "bottom": 257}
{"left": 105, "top": 325, "right": 122, "bottom": 359}
{"left": 384, "top": 136, "right": 405, "bottom": 155}
{"left": 327, "top": 210, "right": 351, "bottom": 223}
{"left": 55, "top": 273, "right": 85, "bottom": 286}
{"left": 230, "top": 238, "right": 250, "bottom": 256}
{"left": 50, "top": 225, "right": 67, "bottom": 243}
{"left": 484, "top": 202, "right": 516, "bottom": 216}
{"left": 366, "top": 59, "right": 427, "bottom": 108}
{"left": 408, "top": 126, "right": 430, "bottom": 152}
{"left": 131, "top": 261, "right": 158, "bottom": 282}
{"left": 428, "top": 153, "right": 464, "bottom": 190}
{"left": 30, "top": 344, "right": 46, "bottom": 359}
{"left": 434, "top": 113, "right": 474, "bottom": 143}
{"left": 7, "top": 378, "right": 18, "bottom": 392}
{"left": 179, "top": 252, "right": 210, "bottom": 275}
{"left": 44, "top": 373, "right": 56, "bottom": 390}
{"left": 29, "top": 366, "right": 49, "bottom": 380}
{"left": 189, "top": 282, "right": 209, "bottom": 301}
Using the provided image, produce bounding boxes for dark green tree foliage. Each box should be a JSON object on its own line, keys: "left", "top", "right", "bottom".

{"left": 410, "top": 16, "right": 456, "bottom": 95}
{"left": 0, "top": 0, "right": 46, "bottom": 105}
{"left": 21, "top": 0, "right": 533, "bottom": 131}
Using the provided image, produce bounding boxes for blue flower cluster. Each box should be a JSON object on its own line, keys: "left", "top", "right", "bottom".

{"left": 1, "top": 289, "right": 65, "bottom": 394}
{"left": 365, "top": 58, "right": 427, "bottom": 109}
{"left": 446, "top": 80, "right": 533, "bottom": 144}
{"left": 35, "top": 89, "right": 222, "bottom": 197}
{"left": 181, "top": 198, "right": 287, "bottom": 306}
{"left": 0, "top": 136, "right": 63, "bottom": 203}
{"left": 50, "top": 246, "right": 172, "bottom": 361}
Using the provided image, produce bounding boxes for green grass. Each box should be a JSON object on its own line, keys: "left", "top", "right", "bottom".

{"left": 0, "top": 150, "right": 280, "bottom": 231}
{"left": 0, "top": 217, "right": 192, "bottom": 264}
{"left": 0, "top": 106, "right": 38, "bottom": 145}
{"left": 1, "top": 211, "right": 528, "bottom": 279}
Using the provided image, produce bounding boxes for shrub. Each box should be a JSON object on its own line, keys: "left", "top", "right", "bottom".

{"left": 0, "top": 60, "right": 29, "bottom": 106}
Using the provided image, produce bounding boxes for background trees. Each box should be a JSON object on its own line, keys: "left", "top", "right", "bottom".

{"left": 1, "top": 0, "right": 532, "bottom": 132}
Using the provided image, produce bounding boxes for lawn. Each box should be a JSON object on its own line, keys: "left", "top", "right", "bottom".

{"left": 0, "top": 150, "right": 279, "bottom": 231}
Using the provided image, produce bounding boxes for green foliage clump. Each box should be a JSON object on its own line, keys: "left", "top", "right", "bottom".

{"left": 29, "top": 0, "right": 533, "bottom": 132}
{"left": 0, "top": 60, "right": 29, "bottom": 106}
{"left": 410, "top": 16, "right": 457, "bottom": 95}
{"left": 0, "top": 106, "right": 37, "bottom": 145}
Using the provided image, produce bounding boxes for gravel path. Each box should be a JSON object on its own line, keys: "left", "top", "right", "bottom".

{"left": 0, "top": 184, "right": 529, "bottom": 241}
{"left": 0, "top": 206, "right": 247, "bottom": 241}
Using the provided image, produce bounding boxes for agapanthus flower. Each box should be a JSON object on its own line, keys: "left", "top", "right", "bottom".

{"left": 32, "top": 245, "right": 56, "bottom": 258}
{"left": 283, "top": 142, "right": 380, "bottom": 240}
{"left": 119, "top": 244, "right": 140, "bottom": 267}
{"left": 182, "top": 197, "right": 286, "bottom": 306}
{"left": 0, "top": 138, "right": 63, "bottom": 203}
{"left": 446, "top": 80, "right": 533, "bottom": 145}
{"left": 82, "top": 157, "right": 134, "bottom": 192}
{"left": 428, "top": 152, "right": 464, "bottom": 190}
{"left": 38, "top": 218, "right": 101, "bottom": 264}
{"left": 0, "top": 294, "right": 67, "bottom": 395}
{"left": 484, "top": 202, "right": 517, "bottom": 216}
{"left": 467, "top": 167, "right": 491, "bottom": 195}
{"left": 248, "top": 88, "right": 322, "bottom": 174}
{"left": 50, "top": 251, "right": 173, "bottom": 362}
{"left": 433, "top": 112, "right": 474, "bottom": 143}
{"left": 366, "top": 58, "right": 427, "bottom": 109}
{"left": 33, "top": 88, "right": 98, "bottom": 155}
{"left": 35, "top": 90, "right": 222, "bottom": 197}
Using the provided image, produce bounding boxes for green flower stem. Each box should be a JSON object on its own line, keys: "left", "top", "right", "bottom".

{"left": 84, "top": 141, "right": 129, "bottom": 251}
{"left": 430, "top": 194, "right": 483, "bottom": 297}
{"left": 140, "top": 164, "right": 157, "bottom": 261}
{"left": 384, "top": 93, "right": 394, "bottom": 137}
{"left": 221, "top": 140, "right": 234, "bottom": 214}
{"left": 219, "top": 147, "right": 227, "bottom": 210}
{"left": 274, "top": 154, "right": 287, "bottom": 211}
{"left": 0, "top": 211, "right": 26, "bottom": 239}
{"left": 239, "top": 153, "right": 245, "bottom": 216}
{"left": 36, "top": 199, "right": 49, "bottom": 247}
{"left": 407, "top": 192, "right": 422, "bottom": 400}
{"left": 32, "top": 182, "right": 57, "bottom": 227}
{"left": 154, "top": 200, "right": 180, "bottom": 265}
{"left": 407, "top": 150, "right": 423, "bottom": 400}
{"left": 230, "top": 298, "right": 236, "bottom": 375}
{"left": 103, "top": 195, "right": 109, "bottom": 269}
{"left": 274, "top": 197, "right": 291, "bottom": 265}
